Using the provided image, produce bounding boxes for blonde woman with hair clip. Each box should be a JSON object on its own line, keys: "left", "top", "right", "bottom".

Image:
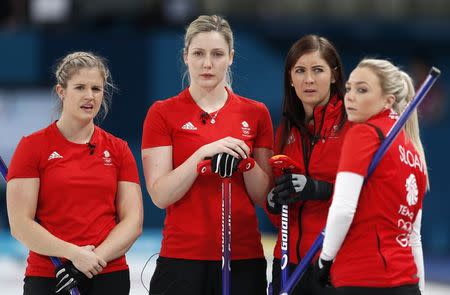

{"left": 6, "top": 51, "right": 143, "bottom": 295}
{"left": 313, "top": 59, "right": 428, "bottom": 295}
{"left": 141, "top": 15, "right": 273, "bottom": 295}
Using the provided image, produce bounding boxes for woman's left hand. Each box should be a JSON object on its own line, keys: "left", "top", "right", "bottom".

{"left": 312, "top": 258, "right": 333, "bottom": 287}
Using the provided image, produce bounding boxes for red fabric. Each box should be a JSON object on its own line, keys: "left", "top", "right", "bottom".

{"left": 142, "top": 87, "right": 273, "bottom": 260}
{"left": 331, "top": 109, "right": 427, "bottom": 287}
{"left": 266, "top": 96, "right": 350, "bottom": 264}
{"left": 7, "top": 122, "right": 139, "bottom": 277}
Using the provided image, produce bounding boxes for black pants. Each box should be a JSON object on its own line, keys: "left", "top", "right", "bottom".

{"left": 335, "top": 284, "right": 421, "bottom": 295}
{"left": 271, "top": 258, "right": 335, "bottom": 295}
{"left": 23, "top": 269, "right": 130, "bottom": 295}
{"left": 272, "top": 258, "right": 420, "bottom": 295}
{"left": 150, "top": 256, "right": 267, "bottom": 295}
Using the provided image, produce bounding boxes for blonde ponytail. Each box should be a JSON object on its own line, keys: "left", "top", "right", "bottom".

{"left": 358, "top": 59, "right": 429, "bottom": 188}
{"left": 397, "top": 71, "right": 429, "bottom": 189}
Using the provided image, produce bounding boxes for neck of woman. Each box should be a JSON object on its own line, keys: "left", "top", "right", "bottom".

{"left": 303, "top": 105, "right": 314, "bottom": 124}
{"left": 56, "top": 116, "right": 95, "bottom": 144}
{"left": 189, "top": 83, "right": 228, "bottom": 113}
{"left": 303, "top": 95, "right": 331, "bottom": 124}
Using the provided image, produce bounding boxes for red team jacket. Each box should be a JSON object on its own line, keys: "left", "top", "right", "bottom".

{"left": 7, "top": 122, "right": 140, "bottom": 277}
{"left": 142, "top": 87, "right": 274, "bottom": 260}
{"left": 267, "top": 96, "right": 350, "bottom": 264}
{"left": 331, "top": 109, "right": 427, "bottom": 287}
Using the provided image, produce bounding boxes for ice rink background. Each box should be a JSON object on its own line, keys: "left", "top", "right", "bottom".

{"left": 1, "top": 230, "right": 449, "bottom": 295}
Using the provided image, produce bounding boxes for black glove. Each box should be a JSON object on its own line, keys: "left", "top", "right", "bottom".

{"left": 273, "top": 173, "right": 333, "bottom": 205}
{"left": 55, "top": 261, "right": 88, "bottom": 294}
{"left": 211, "top": 153, "right": 241, "bottom": 178}
{"left": 266, "top": 187, "right": 281, "bottom": 214}
{"left": 313, "top": 258, "right": 333, "bottom": 288}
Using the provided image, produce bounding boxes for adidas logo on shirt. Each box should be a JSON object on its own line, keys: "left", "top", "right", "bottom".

{"left": 181, "top": 122, "right": 197, "bottom": 130}
{"left": 48, "top": 151, "right": 63, "bottom": 160}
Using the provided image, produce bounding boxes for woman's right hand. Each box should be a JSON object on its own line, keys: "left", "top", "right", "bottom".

{"left": 198, "top": 136, "right": 250, "bottom": 160}
{"left": 70, "top": 245, "right": 107, "bottom": 278}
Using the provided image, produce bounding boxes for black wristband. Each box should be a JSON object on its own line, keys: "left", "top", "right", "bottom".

{"left": 300, "top": 178, "right": 333, "bottom": 200}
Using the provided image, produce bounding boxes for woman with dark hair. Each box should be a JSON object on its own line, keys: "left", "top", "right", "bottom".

{"left": 266, "top": 34, "right": 349, "bottom": 294}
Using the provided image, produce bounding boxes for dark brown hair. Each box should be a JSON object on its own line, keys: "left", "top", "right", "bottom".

{"left": 278, "top": 35, "right": 346, "bottom": 153}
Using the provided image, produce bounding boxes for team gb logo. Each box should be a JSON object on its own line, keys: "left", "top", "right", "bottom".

{"left": 103, "top": 150, "right": 112, "bottom": 165}
{"left": 241, "top": 121, "right": 251, "bottom": 137}
{"left": 405, "top": 174, "right": 418, "bottom": 206}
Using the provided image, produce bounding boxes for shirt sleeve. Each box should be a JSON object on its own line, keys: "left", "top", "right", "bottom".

{"left": 118, "top": 141, "right": 140, "bottom": 184}
{"left": 320, "top": 172, "right": 364, "bottom": 261}
{"left": 7, "top": 136, "right": 41, "bottom": 181}
{"left": 338, "top": 124, "right": 381, "bottom": 176}
{"left": 410, "top": 209, "right": 425, "bottom": 294}
{"left": 141, "top": 101, "right": 172, "bottom": 149}
{"left": 254, "top": 103, "right": 274, "bottom": 150}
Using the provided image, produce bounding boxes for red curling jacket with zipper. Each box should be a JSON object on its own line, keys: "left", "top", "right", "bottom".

{"left": 267, "top": 95, "right": 351, "bottom": 264}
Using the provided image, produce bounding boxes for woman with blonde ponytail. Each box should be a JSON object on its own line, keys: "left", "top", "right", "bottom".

{"left": 394, "top": 70, "right": 429, "bottom": 188}
{"left": 314, "top": 58, "right": 427, "bottom": 295}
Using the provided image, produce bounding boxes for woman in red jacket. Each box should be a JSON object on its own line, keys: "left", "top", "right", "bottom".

{"left": 315, "top": 59, "right": 427, "bottom": 295}
{"left": 266, "top": 35, "right": 349, "bottom": 294}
